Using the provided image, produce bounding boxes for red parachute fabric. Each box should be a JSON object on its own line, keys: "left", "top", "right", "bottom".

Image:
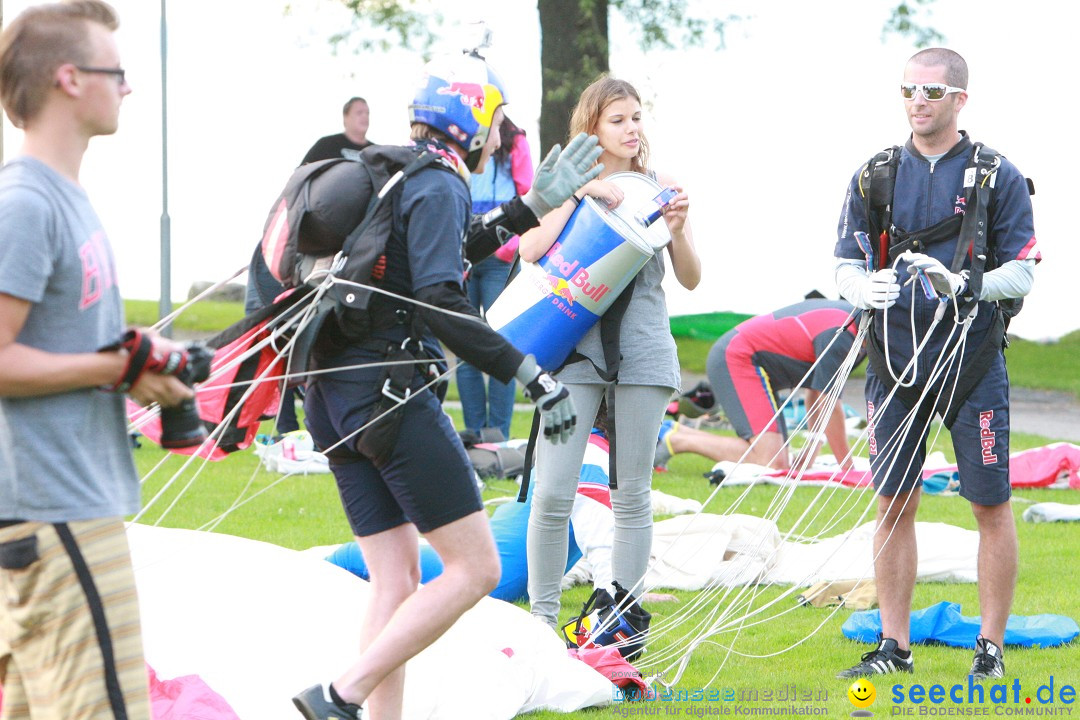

{"left": 128, "top": 290, "right": 321, "bottom": 460}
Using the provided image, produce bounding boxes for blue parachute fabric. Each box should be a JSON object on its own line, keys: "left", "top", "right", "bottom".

{"left": 324, "top": 477, "right": 583, "bottom": 603}
{"left": 842, "top": 601, "right": 1079, "bottom": 648}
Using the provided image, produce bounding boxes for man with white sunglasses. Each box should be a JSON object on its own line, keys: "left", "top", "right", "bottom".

{"left": 832, "top": 48, "right": 1040, "bottom": 681}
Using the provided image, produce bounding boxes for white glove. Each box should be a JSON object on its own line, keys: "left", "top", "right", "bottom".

{"left": 515, "top": 355, "right": 577, "bottom": 444}
{"left": 903, "top": 251, "right": 967, "bottom": 298}
{"left": 836, "top": 262, "right": 901, "bottom": 310}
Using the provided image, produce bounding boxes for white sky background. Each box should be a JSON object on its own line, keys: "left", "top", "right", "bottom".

{"left": 1, "top": 0, "right": 1072, "bottom": 340}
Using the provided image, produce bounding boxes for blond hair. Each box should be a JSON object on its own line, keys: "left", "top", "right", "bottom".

{"left": 0, "top": 0, "right": 119, "bottom": 127}
{"left": 569, "top": 75, "right": 650, "bottom": 174}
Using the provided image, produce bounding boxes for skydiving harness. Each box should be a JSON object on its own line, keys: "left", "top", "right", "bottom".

{"left": 264, "top": 145, "right": 461, "bottom": 467}
{"left": 858, "top": 141, "right": 1031, "bottom": 425}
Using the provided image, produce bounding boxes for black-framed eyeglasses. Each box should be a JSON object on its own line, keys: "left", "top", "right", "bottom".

{"left": 76, "top": 66, "right": 127, "bottom": 85}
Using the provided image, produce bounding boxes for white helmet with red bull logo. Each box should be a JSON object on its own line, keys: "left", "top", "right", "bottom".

{"left": 409, "top": 51, "right": 507, "bottom": 170}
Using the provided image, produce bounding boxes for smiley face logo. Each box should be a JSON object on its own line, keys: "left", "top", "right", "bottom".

{"left": 847, "top": 678, "right": 876, "bottom": 708}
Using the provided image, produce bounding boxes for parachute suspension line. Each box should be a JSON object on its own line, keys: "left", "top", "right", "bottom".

{"left": 136, "top": 451, "right": 175, "bottom": 487}
{"left": 151, "top": 264, "right": 249, "bottom": 334}
{"left": 582, "top": 313, "right": 871, "bottom": 668}
{"left": 133, "top": 294, "right": 331, "bottom": 524}
{"left": 193, "top": 356, "right": 464, "bottom": 532}
{"left": 322, "top": 275, "right": 488, "bottom": 325}
{"left": 635, "top": 311, "right": 985, "bottom": 683}
{"left": 200, "top": 461, "right": 266, "bottom": 534}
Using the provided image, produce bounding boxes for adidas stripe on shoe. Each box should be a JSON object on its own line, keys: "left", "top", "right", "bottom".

{"left": 837, "top": 637, "right": 914, "bottom": 679}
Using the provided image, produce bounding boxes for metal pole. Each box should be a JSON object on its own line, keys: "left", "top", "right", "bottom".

{"left": 159, "top": 0, "right": 172, "bottom": 335}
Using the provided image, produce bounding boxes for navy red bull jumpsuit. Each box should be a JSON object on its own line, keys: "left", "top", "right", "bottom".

{"left": 834, "top": 133, "right": 1040, "bottom": 504}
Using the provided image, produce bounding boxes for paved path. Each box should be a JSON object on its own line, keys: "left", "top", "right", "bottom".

{"left": 678, "top": 371, "right": 1080, "bottom": 443}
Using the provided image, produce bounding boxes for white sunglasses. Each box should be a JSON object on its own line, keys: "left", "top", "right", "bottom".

{"left": 900, "top": 83, "right": 965, "bottom": 101}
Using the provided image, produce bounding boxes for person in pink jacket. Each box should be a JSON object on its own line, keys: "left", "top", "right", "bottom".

{"left": 458, "top": 114, "right": 535, "bottom": 440}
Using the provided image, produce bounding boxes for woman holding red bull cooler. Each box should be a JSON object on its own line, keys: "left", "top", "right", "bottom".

{"left": 519, "top": 75, "right": 700, "bottom": 633}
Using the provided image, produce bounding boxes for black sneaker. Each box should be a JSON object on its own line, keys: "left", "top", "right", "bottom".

{"left": 837, "top": 637, "right": 915, "bottom": 678}
{"left": 292, "top": 684, "right": 362, "bottom": 720}
{"left": 970, "top": 636, "right": 1005, "bottom": 680}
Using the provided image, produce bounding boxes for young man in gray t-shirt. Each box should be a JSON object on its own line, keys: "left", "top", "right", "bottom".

{"left": 0, "top": 3, "right": 191, "bottom": 717}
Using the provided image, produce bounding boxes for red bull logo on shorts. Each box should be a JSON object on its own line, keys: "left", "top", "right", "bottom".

{"left": 867, "top": 401, "right": 878, "bottom": 456}
{"left": 979, "top": 410, "right": 997, "bottom": 465}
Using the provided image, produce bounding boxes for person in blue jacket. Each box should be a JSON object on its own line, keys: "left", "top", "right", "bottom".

{"left": 290, "top": 51, "right": 602, "bottom": 720}
{"left": 833, "top": 47, "right": 1040, "bottom": 681}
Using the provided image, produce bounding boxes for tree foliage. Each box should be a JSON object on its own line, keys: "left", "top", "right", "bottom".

{"left": 332, "top": 0, "right": 941, "bottom": 150}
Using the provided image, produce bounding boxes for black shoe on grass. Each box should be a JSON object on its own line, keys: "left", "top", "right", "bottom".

{"left": 837, "top": 637, "right": 914, "bottom": 679}
{"left": 292, "top": 684, "right": 362, "bottom": 720}
{"left": 969, "top": 635, "right": 1005, "bottom": 680}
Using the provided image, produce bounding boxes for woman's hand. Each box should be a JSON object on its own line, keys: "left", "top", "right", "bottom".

{"left": 582, "top": 179, "right": 624, "bottom": 209}
{"left": 661, "top": 186, "right": 689, "bottom": 235}
{"left": 655, "top": 174, "right": 700, "bottom": 291}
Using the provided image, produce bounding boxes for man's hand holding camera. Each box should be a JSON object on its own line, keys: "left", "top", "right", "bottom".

{"left": 105, "top": 328, "right": 198, "bottom": 408}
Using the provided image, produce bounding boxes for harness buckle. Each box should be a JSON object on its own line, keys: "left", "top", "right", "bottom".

{"left": 381, "top": 378, "right": 411, "bottom": 404}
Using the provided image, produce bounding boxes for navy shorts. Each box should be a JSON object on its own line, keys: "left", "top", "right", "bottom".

{"left": 304, "top": 361, "right": 482, "bottom": 536}
{"left": 865, "top": 350, "right": 1011, "bottom": 505}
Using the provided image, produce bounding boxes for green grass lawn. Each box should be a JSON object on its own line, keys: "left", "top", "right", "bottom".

{"left": 135, "top": 404, "right": 1080, "bottom": 719}
{"left": 129, "top": 301, "right": 1079, "bottom": 717}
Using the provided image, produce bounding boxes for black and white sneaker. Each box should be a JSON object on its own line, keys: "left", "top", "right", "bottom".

{"left": 292, "top": 684, "right": 362, "bottom": 720}
{"left": 837, "top": 637, "right": 915, "bottom": 679}
{"left": 970, "top": 636, "right": 1005, "bottom": 680}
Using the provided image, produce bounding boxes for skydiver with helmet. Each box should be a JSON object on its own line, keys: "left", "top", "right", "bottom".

{"left": 291, "top": 50, "right": 603, "bottom": 720}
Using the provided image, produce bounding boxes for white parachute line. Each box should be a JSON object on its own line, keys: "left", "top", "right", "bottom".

{"left": 648, "top": 316, "right": 868, "bottom": 579}
{"left": 136, "top": 451, "right": 175, "bottom": 487}
{"left": 191, "top": 358, "right": 439, "bottom": 394}
{"left": 150, "top": 265, "right": 249, "bottom": 333}
{"left": 322, "top": 276, "right": 488, "bottom": 325}
{"left": 637, "top": 314, "right": 984, "bottom": 679}
{"left": 619, "top": 317, "right": 872, "bottom": 651}
{"left": 191, "top": 358, "right": 463, "bottom": 531}
{"left": 195, "top": 467, "right": 299, "bottom": 532}
{"left": 690, "top": 340, "right": 972, "bottom": 662}
{"left": 200, "top": 461, "right": 267, "bottom": 533}
{"left": 679, "top": 322, "right": 974, "bottom": 656}
{"left": 133, "top": 317, "right": 317, "bottom": 524}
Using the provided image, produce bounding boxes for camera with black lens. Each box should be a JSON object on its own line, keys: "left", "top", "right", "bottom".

{"left": 160, "top": 342, "right": 214, "bottom": 449}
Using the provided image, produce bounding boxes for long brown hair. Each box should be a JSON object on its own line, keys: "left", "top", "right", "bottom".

{"left": 568, "top": 75, "right": 650, "bottom": 174}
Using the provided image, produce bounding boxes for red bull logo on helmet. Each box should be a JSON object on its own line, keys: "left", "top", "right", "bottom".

{"left": 438, "top": 81, "right": 487, "bottom": 111}
{"left": 545, "top": 241, "right": 612, "bottom": 303}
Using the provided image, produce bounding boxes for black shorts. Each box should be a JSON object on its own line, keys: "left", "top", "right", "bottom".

{"left": 304, "top": 363, "right": 482, "bottom": 536}
{"left": 865, "top": 350, "right": 1011, "bottom": 506}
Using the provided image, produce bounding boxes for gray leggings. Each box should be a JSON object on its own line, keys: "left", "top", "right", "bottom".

{"left": 527, "top": 382, "right": 672, "bottom": 628}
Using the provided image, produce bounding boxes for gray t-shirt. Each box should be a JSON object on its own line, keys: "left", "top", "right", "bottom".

{"left": 556, "top": 249, "right": 680, "bottom": 390}
{"left": 0, "top": 157, "right": 139, "bottom": 521}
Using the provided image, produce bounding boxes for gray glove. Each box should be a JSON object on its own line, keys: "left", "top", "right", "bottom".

{"left": 521, "top": 133, "right": 604, "bottom": 218}
{"left": 515, "top": 355, "right": 577, "bottom": 444}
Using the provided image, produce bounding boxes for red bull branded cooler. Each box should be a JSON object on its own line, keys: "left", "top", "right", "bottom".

{"left": 486, "top": 172, "right": 672, "bottom": 370}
